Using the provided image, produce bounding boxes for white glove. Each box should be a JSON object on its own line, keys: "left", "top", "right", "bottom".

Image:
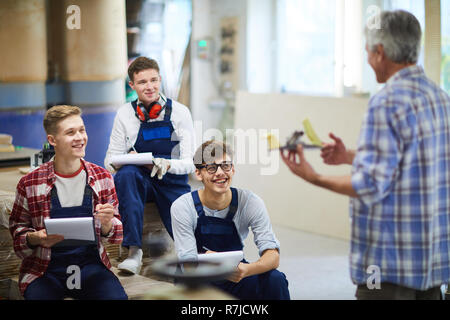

{"left": 151, "top": 158, "right": 171, "bottom": 180}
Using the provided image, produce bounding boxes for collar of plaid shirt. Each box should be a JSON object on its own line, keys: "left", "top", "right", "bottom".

{"left": 42, "top": 158, "right": 96, "bottom": 195}
{"left": 386, "top": 64, "right": 424, "bottom": 85}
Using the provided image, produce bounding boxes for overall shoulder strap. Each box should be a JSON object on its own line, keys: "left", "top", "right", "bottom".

{"left": 191, "top": 190, "right": 204, "bottom": 217}
{"left": 225, "top": 188, "right": 239, "bottom": 221}
{"left": 50, "top": 186, "right": 61, "bottom": 209}
{"left": 163, "top": 98, "right": 173, "bottom": 121}
{"left": 131, "top": 99, "right": 138, "bottom": 112}
{"left": 81, "top": 184, "right": 93, "bottom": 207}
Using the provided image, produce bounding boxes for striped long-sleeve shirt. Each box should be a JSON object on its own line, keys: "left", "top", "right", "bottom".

{"left": 9, "top": 159, "right": 123, "bottom": 295}
{"left": 350, "top": 65, "right": 450, "bottom": 290}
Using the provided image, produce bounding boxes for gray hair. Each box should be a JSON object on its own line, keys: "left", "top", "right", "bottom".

{"left": 365, "top": 10, "right": 422, "bottom": 64}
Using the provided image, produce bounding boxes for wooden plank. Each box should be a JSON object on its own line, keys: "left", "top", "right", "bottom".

{"left": 425, "top": 0, "right": 442, "bottom": 85}
{"left": 111, "top": 267, "right": 174, "bottom": 300}
{"left": 0, "top": 147, "right": 38, "bottom": 168}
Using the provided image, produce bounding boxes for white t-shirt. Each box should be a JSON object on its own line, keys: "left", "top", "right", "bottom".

{"left": 54, "top": 164, "right": 87, "bottom": 207}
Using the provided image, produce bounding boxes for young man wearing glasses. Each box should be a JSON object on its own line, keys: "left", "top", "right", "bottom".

{"left": 170, "top": 140, "right": 290, "bottom": 300}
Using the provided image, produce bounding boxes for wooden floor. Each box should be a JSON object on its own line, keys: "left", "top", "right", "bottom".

{"left": 3, "top": 264, "right": 232, "bottom": 300}
{"left": 2, "top": 267, "right": 173, "bottom": 300}
{"left": 111, "top": 266, "right": 174, "bottom": 300}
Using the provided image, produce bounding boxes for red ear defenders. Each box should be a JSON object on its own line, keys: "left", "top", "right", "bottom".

{"left": 135, "top": 101, "right": 166, "bottom": 122}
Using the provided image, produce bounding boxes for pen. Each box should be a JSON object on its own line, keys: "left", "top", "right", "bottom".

{"left": 94, "top": 200, "right": 115, "bottom": 214}
{"left": 94, "top": 200, "right": 115, "bottom": 227}
{"left": 126, "top": 136, "right": 137, "bottom": 153}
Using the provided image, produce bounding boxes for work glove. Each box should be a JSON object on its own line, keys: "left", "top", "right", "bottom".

{"left": 151, "top": 158, "right": 171, "bottom": 180}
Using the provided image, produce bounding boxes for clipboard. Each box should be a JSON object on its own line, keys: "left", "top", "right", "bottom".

{"left": 197, "top": 250, "right": 244, "bottom": 267}
{"left": 44, "top": 217, "right": 97, "bottom": 247}
{"left": 110, "top": 152, "right": 153, "bottom": 166}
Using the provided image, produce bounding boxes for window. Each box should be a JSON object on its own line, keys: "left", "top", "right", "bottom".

{"left": 383, "top": 0, "right": 425, "bottom": 67}
{"left": 276, "top": 0, "right": 336, "bottom": 96}
{"left": 276, "top": 0, "right": 374, "bottom": 97}
{"left": 383, "top": 0, "right": 425, "bottom": 26}
{"left": 275, "top": 0, "right": 446, "bottom": 97}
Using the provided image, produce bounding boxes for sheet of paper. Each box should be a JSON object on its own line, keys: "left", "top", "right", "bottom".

{"left": 44, "top": 217, "right": 95, "bottom": 241}
{"left": 197, "top": 250, "right": 244, "bottom": 266}
{"left": 110, "top": 152, "right": 153, "bottom": 166}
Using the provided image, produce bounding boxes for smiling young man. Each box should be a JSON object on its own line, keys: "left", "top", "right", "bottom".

{"left": 105, "top": 57, "right": 196, "bottom": 274}
{"left": 171, "top": 140, "right": 290, "bottom": 300}
{"left": 9, "top": 105, "right": 127, "bottom": 300}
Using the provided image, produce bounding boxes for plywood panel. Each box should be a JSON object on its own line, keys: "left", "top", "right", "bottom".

{"left": 424, "top": 0, "right": 442, "bottom": 85}
{"left": 232, "top": 91, "right": 369, "bottom": 240}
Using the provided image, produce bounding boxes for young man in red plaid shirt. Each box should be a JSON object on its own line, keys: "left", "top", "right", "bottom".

{"left": 9, "top": 105, "right": 127, "bottom": 300}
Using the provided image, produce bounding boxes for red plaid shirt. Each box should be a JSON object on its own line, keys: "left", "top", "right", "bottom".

{"left": 9, "top": 159, "right": 123, "bottom": 296}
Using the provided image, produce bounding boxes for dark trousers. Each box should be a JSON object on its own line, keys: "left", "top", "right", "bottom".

{"left": 114, "top": 165, "right": 190, "bottom": 246}
{"left": 212, "top": 269, "right": 290, "bottom": 300}
{"left": 24, "top": 262, "right": 128, "bottom": 300}
{"left": 356, "top": 282, "right": 442, "bottom": 300}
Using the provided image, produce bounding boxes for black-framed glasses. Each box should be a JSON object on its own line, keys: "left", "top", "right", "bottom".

{"left": 197, "top": 161, "right": 233, "bottom": 174}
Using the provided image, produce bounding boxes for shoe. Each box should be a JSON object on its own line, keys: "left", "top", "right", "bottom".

{"left": 118, "top": 247, "right": 142, "bottom": 275}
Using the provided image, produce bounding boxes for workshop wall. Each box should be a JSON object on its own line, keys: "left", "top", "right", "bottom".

{"left": 233, "top": 91, "right": 369, "bottom": 240}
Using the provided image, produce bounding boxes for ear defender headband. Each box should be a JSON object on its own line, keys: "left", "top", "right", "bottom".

{"left": 135, "top": 101, "right": 166, "bottom": 122}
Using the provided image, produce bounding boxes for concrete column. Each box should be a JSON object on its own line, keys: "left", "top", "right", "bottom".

{"left": 0, "top": 0, "right": 47, "bottom": 109}
{"left": 47, "top": 0, "right": 128, "bottom": 106}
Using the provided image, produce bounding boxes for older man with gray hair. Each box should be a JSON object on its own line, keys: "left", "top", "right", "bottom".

{"left": 281, "top": 10, "right": 450, "bottom": 300}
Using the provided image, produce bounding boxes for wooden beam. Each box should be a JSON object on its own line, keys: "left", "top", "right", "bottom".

{"left": 424, "top": 0, "right": 441, "bottom": 85}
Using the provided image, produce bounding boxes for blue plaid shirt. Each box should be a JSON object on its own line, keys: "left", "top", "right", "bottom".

{"left": 350, "top": 65, "right": 450, "bottom": 290}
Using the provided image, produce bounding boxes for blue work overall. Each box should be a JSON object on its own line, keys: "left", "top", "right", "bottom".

{"left": 23, "top": 184, "right": 127, "bottom": 300}
{"left": 192, "top": 188, "right": 291, "bottom": 300}
{"left": 114, "top": 99, "right": 191, "bottom": 247}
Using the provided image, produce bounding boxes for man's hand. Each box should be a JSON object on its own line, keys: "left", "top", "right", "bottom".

{"left": 320, "top": 133, "right": 354, "bottom": 165}
{"left": 280, "top": 144, "right": 319, "bottom": 183}
{"left": 228, "top": 262, "right": 250, "bottom": 283}
{"left": 227, "top": 249, "right": 279, "bottom": 283}
{"left": 94, "top": 203, "right": 114, "bottom": 236}
{"left": 26, "top": 229, "right": 64, "bottom": 248}
{"left": 282, "top": 142, "right": 358, "bottom": 197}
{"left": 151, "top": 158, "right": 171, "bottom": 180}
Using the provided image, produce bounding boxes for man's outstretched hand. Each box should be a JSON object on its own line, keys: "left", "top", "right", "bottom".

{"left": 280, "top": 144, "right": 319, "bottom": 183}
{"left": 320, "top": 133, "right": 353, "bottom": 165}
